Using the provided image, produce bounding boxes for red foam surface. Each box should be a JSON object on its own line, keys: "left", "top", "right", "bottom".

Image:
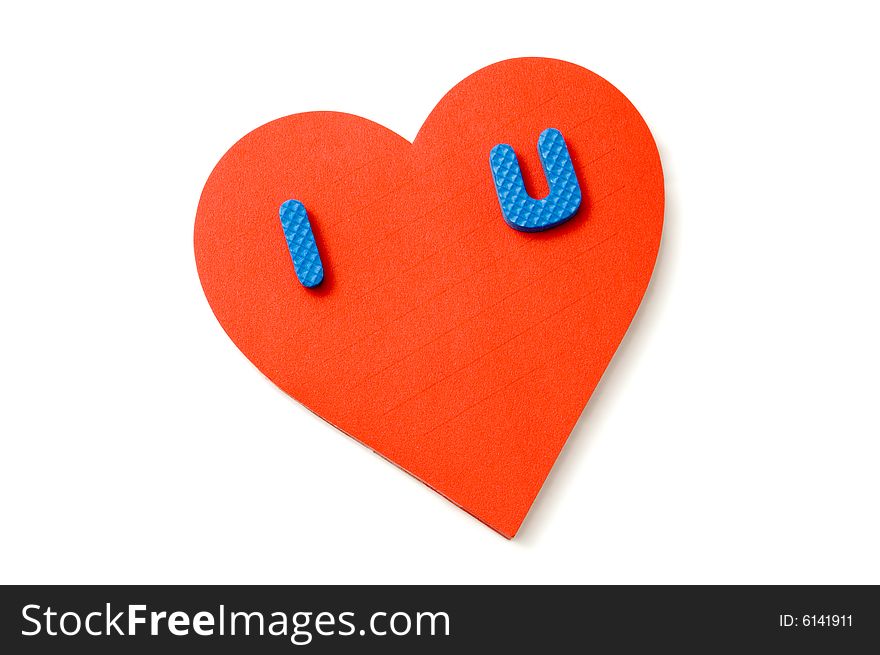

{"left": 194, "top": 58, "right": 664, "bottom": 537}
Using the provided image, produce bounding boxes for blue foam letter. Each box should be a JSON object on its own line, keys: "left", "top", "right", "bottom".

{"left": 279, "top": 199, "right": 324, "bottom": 288}
{"left": 489, "top": 128, "right": 582, "bottom": 232}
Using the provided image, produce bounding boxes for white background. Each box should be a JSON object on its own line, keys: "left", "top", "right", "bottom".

{"left": 1, "top": 1, "right": 878, "bottom": 584}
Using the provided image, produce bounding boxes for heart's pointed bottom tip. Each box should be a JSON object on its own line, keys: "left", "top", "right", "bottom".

{"left": 472, "top": 515, "right": 521, "bottom": 540}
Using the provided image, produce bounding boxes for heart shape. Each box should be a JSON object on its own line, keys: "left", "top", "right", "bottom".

{"left": 194, "top": 58, "right": 664, "bottom": 537}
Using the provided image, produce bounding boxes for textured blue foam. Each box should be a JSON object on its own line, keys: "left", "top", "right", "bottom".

{"left": 279, "top": 200, "right": 324, "bottom": 288}
{"left": 489, "top": 128, "right": 582, "bottom": 232}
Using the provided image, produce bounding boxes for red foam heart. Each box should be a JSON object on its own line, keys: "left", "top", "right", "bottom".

{"left": 194, "top": 58, "right": 664, "bottom": 537}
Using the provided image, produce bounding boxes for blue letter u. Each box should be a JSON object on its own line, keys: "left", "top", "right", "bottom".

{"left": 489, "top": 128, "right": 582, "bottom": 232}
